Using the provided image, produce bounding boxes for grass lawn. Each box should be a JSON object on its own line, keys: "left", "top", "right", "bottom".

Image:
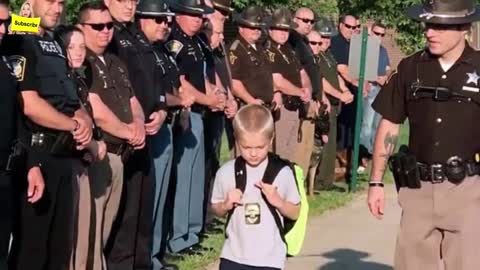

{"left": 171, "top": 123, "right": 409, "bottom": 270}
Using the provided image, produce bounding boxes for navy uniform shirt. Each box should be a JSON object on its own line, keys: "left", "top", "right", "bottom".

{"left": 228, "top": 36, "right": 274, "bottom": 103}
{"left": 373, "top": 45, "right": 480, "bottom": 164}
{"left": 166, "top": 22, "right": 206, "bottom": 97}
{"left": 111, "top": 22, "right": 166, "bottom": 117}
{"left": 1, "top": 33, "right": 80, "bottom": 117}
{"left": 330, "top": 34, "right": 350, "bottom": 66}
{"left": 0, "top": 55, "right": 18, "bottom": 157}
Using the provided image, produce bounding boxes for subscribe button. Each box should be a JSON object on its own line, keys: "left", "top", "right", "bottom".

{"left": 10, "top": 14, "right": 41, "bottom": 33}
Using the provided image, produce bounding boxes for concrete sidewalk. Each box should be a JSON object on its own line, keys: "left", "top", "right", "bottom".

{"left": 205, "top": 185, "right": 401, "bottom": 270}
{"left": 285, "top": 184, "right": 400, "bottom": 270}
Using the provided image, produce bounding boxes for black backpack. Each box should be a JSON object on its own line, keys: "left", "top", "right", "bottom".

{"left": 224, "top": 153, "right": 297, "bottom": 245}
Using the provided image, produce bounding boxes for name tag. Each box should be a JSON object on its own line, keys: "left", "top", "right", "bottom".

{"left": 462, "top": 86, "right": 479, "bottom": 93}
{"left": 38, "top": 40, "right": 64, "bottom": 58}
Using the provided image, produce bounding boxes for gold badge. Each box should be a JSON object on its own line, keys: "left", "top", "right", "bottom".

{"left": 267, "top": 50, "right": 275, "bottom": 63}
{"left": 165, "top": 40, "right": 183, "bottom": 57}
{"left": 9, "top": 55, "right": 27, "bottom": 82}
{"left": 229, "top": 51, "right": 237, "bottom": 65}
{"left": 245, "top": 203, "right": 261, "bottom": 225}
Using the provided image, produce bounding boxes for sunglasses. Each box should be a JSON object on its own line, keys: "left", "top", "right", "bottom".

{"left": 143, "top": 16, "right": 170, "bottom": 25}
{"left": 296, "top": 17, "right": 315, "bottom": 25}
{"left": 422, "top": 23, "right": 465, "bottom": 32}
{"left": 83, "top": 22, "right": 114, "bottom": 31}
{"left": 344, "top": 23, "right": 360, "bottom": 30}
{"left": 309, "top": 41, "right": 322, "bottom": 46}
{"left": 372, "top": 30, "right": 385, "bottom": 37}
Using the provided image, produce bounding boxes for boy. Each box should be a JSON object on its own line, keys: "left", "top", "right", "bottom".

{"left": 211, "top": 104, "right": 301, "bottom": 270}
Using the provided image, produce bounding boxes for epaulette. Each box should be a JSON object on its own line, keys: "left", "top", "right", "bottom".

{"left": 229, "top": 39, "right": 240, "bottom": 51}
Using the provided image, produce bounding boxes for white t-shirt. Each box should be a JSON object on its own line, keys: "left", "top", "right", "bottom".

{"left": 211, "top": 157, "right": 301, "bottom": 269}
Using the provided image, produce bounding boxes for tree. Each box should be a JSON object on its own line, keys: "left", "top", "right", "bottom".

{"left": 232, "top": 0, "right": 338, "bottom": 19}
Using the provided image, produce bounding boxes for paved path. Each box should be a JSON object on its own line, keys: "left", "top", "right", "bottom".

{"left": 205, "top": 185, "right": 401, "bottom": 270}
{"left": 285, "top": 184, "right": 401, "bottom": 270}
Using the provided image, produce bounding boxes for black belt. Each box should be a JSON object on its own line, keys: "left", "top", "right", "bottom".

{"left": 417, "top": 160, "right": 480, "bottom": 184}
{"left": 30, "top": 131, "right": 76, "bottom": 156}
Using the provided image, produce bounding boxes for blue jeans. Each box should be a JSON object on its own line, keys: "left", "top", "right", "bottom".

{"left": 149, "top": 124, "right": 174, "bottom": 270}
{"left": 168, "top": 112, "right": 205, "bottom": 253}
{"left": 360, "top": 84, "right": 381, "bottom": 154}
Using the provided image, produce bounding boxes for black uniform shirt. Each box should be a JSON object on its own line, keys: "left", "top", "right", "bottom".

{"left": 0, "top": 56, "right": 18, "bottom": 156}
{"left": 330, "top": 34, "right": 350, "bottom": 66}
{"left": 166, "top": 23, "right": 206, "bottom": 95}
{"left": 288, "top": 30, "right": 322, "bottom": 97}
{"left": 228, "top": 36, "right": 273, "bottom": 103}
{"left": 1, "top": 34, "right": 80, "bottom": 116}
{"left": 111, "top": 22, "right": 166, "bottom": 116}
{"left": 153, "top": 42, "right": 181, "bottom": 94}
{"left": 266, "top": 39, "right": 302, "bottom": 88}
{"left": 373, "top": 45, "right": 480, "bottom": 164}
{"left": 85, "top": 49, "right": 134, "bottom": 144}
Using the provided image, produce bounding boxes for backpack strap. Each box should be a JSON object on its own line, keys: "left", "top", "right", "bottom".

{"left": 225, "top": 157, "right": 247, "bottom": 238}
{"left": 261, "top": 153, "right": 290, "bottom": 244}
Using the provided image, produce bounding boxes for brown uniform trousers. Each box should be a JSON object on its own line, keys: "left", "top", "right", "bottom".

{"left": 275, "top": 106, "right": 314, "bottom": 173}
{"left": 395, "top": 175, "right": 480, "bottom": 270}
{"left": 70, "top": 153, "right": 123, "bottom": 270}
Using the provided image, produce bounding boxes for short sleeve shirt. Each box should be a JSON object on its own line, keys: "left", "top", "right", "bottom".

{"left": 330, "top": 34, "right": 350, "bottom": 66}
{"left": 85, "top": 49, "right": 133, "bottom": 144}
{"left": 378, "top": 45, "right": 390, "bottom": 76}
{"left": 166, "top": 23, "right": 206, "bottom": 94}
{"left": 373, "top": 45, "right": 480, "bottom": 163}
{"left": 266, "top": 40, "right": 302, "bottom": 88}
{"left": 228, "top": 36, "right": 274, "bottom": 103}
{"left": 211, "top": 158, "right": 300, "bottom": 269}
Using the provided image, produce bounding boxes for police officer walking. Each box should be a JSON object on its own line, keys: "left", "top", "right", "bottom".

{"left": 2, "top": 0, "right": 93, "bottom": 268}
{"left": 368, "top": 0, "right": 480, "bottom": 269}
{"left": 166, "top": 0, "right": 224, "bottom": 254}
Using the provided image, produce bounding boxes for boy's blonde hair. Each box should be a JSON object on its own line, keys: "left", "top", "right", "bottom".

{"left": 233, "top": 104, "right": 274, "bottom": 139}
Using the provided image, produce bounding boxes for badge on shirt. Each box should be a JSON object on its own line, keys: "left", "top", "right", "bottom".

{"left": 267, "top": 50, "right": 275, "bottom": 63}
{"left": 245, "top": 203, "right": 261, "bottom": 225}
{"left": 463, "top": 71, "right": 480, "bottom": 92}
{"left": 165, "top": 40, "right": 184, "bottom": 58}
{"left": 229, "top": 51, "right": 237, "bottom": 65}
{"left": 8, "top": 55, "right": 26, "bottom": 81}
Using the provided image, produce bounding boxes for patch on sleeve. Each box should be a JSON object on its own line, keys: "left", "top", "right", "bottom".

{"left": 229, "top": 51, "right": 238, "bottom": 65}
{"left": 165, "top": 40, "right": 184, "bottom": 58}
{"left": 9, "top": 55, "right": 27, "bottom": 81}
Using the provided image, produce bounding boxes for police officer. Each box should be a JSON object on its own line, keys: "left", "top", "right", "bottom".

{"left": 368, "top": 0, "right": 480, "bottom": 269}
{"left": 134, "top": 0, "right": 191, "bottom": 269}
{"left": 265, "top": 7, "right": 317, "bottom": 174}
{"left": 166, "top": 0, "right": 224, "bottom": 253}
{"left": 307, "top": 19, "right": 353, "bottom": 191}
{"left": 1, "top": 3, "right": 44, "bottom": 268}
{"left": 1, "top": 0, "right": 93, "bottom": 268}
{"left": 202, "top": 0, "right": 237, "bottom": 233}
{"left": 229, "top": 6, "right": 278, "bottom": 108}
{"left": 104, "top": 0, "right": 164, "bottom": 267}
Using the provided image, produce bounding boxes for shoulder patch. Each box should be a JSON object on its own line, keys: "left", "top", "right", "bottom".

{"left": 229, "top": 51, "right": 238, "bottom": 65}
{"left": 9, "top": 55, "right": 27, "bottom": 82}
{"left": 165, "top": 40, "right": 184, "bottom": 58}
{"left": 230, "top": 39, "right": 240, "bottom": 51}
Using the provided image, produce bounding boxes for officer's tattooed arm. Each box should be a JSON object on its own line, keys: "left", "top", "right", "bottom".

{"left": 370, "top": 118, "right": 400, "bottom": 182}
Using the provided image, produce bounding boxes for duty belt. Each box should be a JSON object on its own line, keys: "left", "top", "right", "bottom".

{"left": 30, "top": 131, "right": 76, "bottom": 156}
{"left": 417, "top": 160, "right": 480, "bottom": 184}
